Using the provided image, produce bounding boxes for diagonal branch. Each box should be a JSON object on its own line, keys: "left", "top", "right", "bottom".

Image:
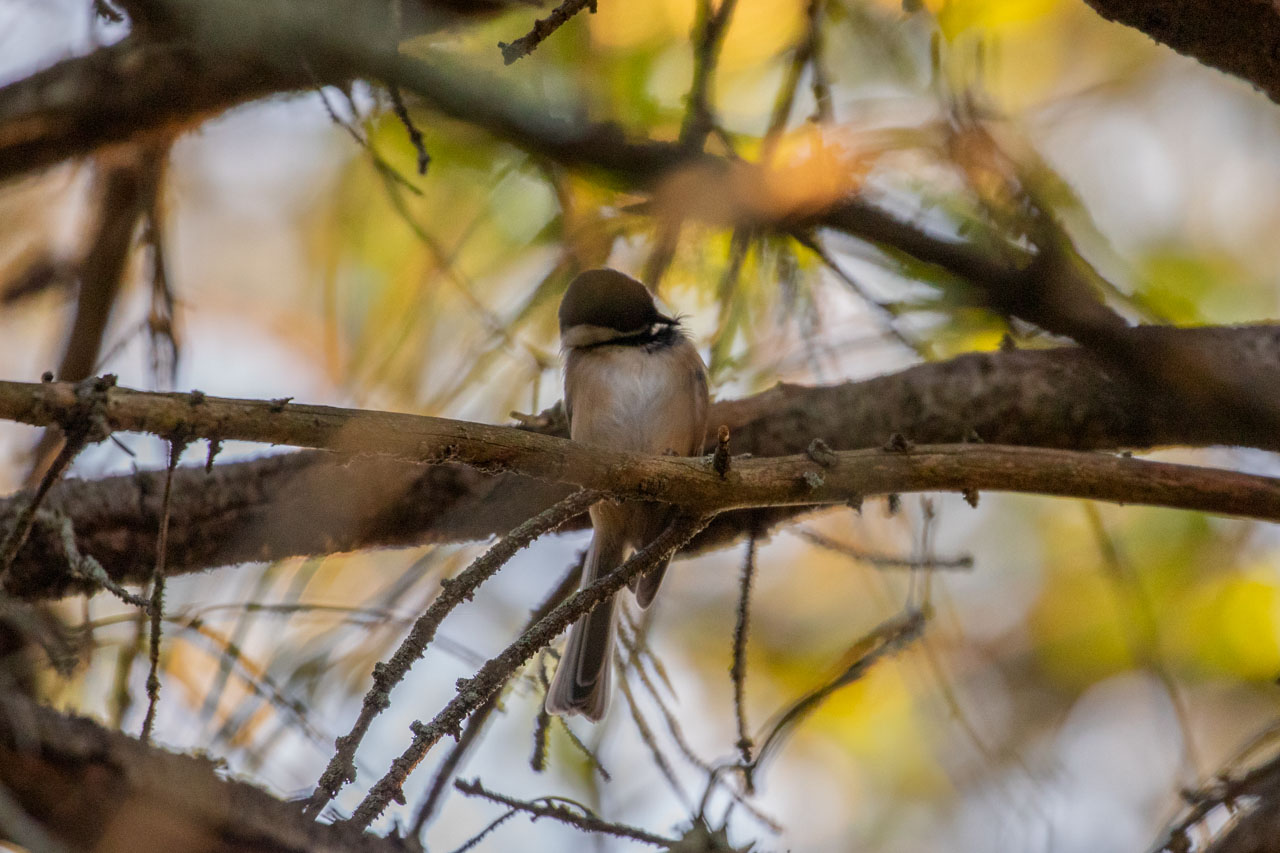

{"left": 301, "top": 489, "right": 599, "bottom": 817}
{"left": 345, "top": 514, "right": 712, "bottom": 829}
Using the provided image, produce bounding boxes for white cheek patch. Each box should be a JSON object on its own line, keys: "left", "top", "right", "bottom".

{"left": 561, "top": 323, "right": 649, "bottom": 348}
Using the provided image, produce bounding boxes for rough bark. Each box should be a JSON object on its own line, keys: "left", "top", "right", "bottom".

{"left": 3, "top": 324, "right": 1280, "bottom": 600}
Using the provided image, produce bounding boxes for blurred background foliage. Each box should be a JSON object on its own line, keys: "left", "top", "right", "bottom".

{"left": 4, "top": 0, "right": 1280, "bottom": 850}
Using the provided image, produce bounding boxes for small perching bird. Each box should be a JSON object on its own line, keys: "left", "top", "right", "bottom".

{"left": 545, "top": 268, "right": 709, "bottom": 721}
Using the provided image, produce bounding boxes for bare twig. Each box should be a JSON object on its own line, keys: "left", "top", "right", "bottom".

{"left": 1084, "top": 504, "right": 1202, "bottom": 782}
{"left": 446, "top": 808, "right": 519, "bottom": 853}
{"left": 616, "top": 619, "right": 693, "bottom": 758}
{"left": 141, "top": 437, "right": 184, "bottom": 743}
{"left": 616, "top": 673, "right": 690, "bottom": 806}
{"left": 345, "top": 515, "right": 712, "bottom": 829}
{"left": 744, "top": 607, "right": 926, "bottom": 788}
{"left": 730, "top": 535, "right": 756, "bottom": 765}
{"left": 499, "top": 0, "right": 597, "bottom": 65}
{"left": 794, "top": 528, "right": 973, "bottom": 570}
{"left": 47, "top": 512, "right": 150, "bottom": 610}
{"left": 387, "top": 84, "right": 430, "bottom": 174}
{"left": 1, "top": 376, "right": 115, "bottom": 577}
{"left": 1155, "top": 743, "right": 1280, "bottom": 851}
{"left": 141, "top": 182, "right": 179, "bottom": 386}
{"left": 681, "top": 0, "right": 740, "bottom": 148}
{"left": 303, "top": 489, "right": 598, "bottom": 816}
{"left": 26, "top": 144, "right": 166, "bottom": 486}
{"left": 555, "top": 717, "right": 612, "bottom": 782}
{"left": 411, "top": 556, "right": 583, "bottom": 836}
{"left": 790, "top": 230, "right": 922, "bottom": 354}
{"left": 454, "top": 777, "right": 674, "bottom": 847}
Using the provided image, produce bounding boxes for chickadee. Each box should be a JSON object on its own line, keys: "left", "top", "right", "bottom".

{"left": 545, "top": 268, "right": 709, "bottom": 721}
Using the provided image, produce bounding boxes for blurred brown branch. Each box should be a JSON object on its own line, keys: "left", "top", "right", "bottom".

{"left": 4, "top": 324, "right": 1280, "bottom": 600}
{"left": 0, "top": 693, "right": 408, "bottom": 853}
{"left": 5, "top": 1, "right": 1275, "bottom": 440}
{"left": 25, "top": 142, "right": 169, "bottom": 487}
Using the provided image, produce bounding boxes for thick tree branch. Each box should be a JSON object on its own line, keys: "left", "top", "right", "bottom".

{"left": 0, "top": 694, "right": 405, "bottom": 852}
{"left": 5, "top": 324, "right": 1280, "bottom": 599}
{"left": 6, "top": 377, "right": 1275, "bottom": 520}
{"left": 4, "top": 350, "right": 1280, "bottom": 598}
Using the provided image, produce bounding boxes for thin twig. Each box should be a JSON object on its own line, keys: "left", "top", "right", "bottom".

{"left": 1155, "top": 745, "right": 1280, "bottom": 851}
{"left": 530, "top": 687, "right": 552, "bottom": 772}
{"left": 794, "top": 527, "right": 973, "bottom": 570}
{"left": 760, "top": 0, "right": 827, "bottom": 155}
{"left": 141, "top": 180, "right": 179, "bottom": 387}
{"left": 616, "top": 620, "right": 701, "bottom": 768}
{"left": 805, "top": 0, "right": 833, "bottom": 122}
{"left": 454, "top": 777, "right": 674, "bottom": 847}
{"left": 1084, "top": 504, "right": 1203, "bottom": 781}
{"left": 499, "top": 0, "right": 598, "bottom": 65}
{"left": 1, "top": 376, "right": 114, "bottom": 576}
{"left": 744, "top": 607, "right": 927, "bottom": 788}
{"left": 616, "top": 673, "right": 690, "bottom": 806}
{"left": 304, "top": 490, "right": 598, "bottom": 816}
{"left": 680, "top": 0, "right": 740, "bottom": 149}
{"left": 141, "top": 437, "right": 184, "bottom": 743}
{"left": 344, "top": 515, "right": 711, "bottom": 830}
{"left": 446, "top": 808, "right": 519, "bottom": 853}
{"left": 615, "top": 618, "right": 785, "bottom": 834}
{"left": 555, "top": 716, "right": 612, "bottom": 782}
{"left": 730, "top": 535, "right": 757, "bottom": 765}
{"left": 411, "top": 556, "right": 582, "bottom": 836}
{"left": 790, "top": 230, "right": 923, "bottom": 354}
{"left": 387, "top": 84, "right": 429, "bottom": 174}
{"left": 48, "top": 512, "right": 151, "bottom": 609}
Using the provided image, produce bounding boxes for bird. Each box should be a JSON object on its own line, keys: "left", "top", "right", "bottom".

{"left": 545, "top": 268, "right": 709, "bottom": 721}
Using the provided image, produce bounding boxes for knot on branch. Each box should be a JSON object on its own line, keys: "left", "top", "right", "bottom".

{"left": 883, "top": 433, "right": 913, "bottom": 453}
{"left": 62, "top": 374, "right": 117, "bottom": 446}
{"left": 806, "top": 437, "right": 838, "bottom": 467}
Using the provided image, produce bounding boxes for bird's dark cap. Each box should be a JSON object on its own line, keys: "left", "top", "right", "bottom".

{"left": 558, "top": 268, "right": 673, "bottom": 335}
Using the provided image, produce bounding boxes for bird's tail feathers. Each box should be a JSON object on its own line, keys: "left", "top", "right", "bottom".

{"left": 545, "top": 527, "right": 626, "bottom": 721}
